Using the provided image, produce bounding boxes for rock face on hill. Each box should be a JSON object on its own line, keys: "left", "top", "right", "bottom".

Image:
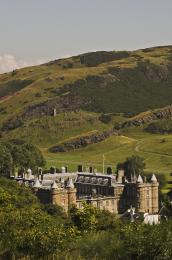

{"left": 49, "top": 128, "right": 118, "bottom": 152}
{"left": 121, "top": 106, "right": 172, "bottom": 128}
{"left": 1, "top": 95, "right": 92, "bottom": 131}
{"left": 79, "top": 51, "right": 130, "bottom": 67}
{"left": 42, "top": 105, "right": 169, "bottom": 152}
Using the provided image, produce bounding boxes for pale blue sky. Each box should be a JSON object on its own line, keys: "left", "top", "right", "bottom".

{"left": 0, "top": 0, "right": 172, "bottom": 72}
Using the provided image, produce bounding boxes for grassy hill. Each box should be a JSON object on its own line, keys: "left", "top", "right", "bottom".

{"left": 1, "top": 45, "right": 172, "bottom": 191}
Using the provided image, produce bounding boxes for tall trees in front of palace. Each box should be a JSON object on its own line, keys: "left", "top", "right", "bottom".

{"left": 0, "top": 144, "right": 12, "bottom": 176}
{"left": 117, "top": 155, "right": 145, "bottom": 181}
{"left": 0, "top": 140, "right": 46, "bottom": 176}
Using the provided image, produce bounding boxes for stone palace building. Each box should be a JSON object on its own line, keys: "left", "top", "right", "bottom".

{"left": 14, "top": 165, "right": 159, "bottom": 214}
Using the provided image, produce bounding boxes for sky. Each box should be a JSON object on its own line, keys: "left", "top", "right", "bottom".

{"left": 0, "top": 0, "right": 172, "bottom": 73}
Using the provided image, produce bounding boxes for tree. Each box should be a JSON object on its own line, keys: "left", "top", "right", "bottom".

{"left": 0, "top": 177, "right": 76, "bottom": 258}
{"left": 70, "top": 203, "right": 98, "bottom": 232}
{"left": 117, "top": 155, "right": 145, "bottom": 181}
{"left": 3, "top": 140, "right": 46, "bottom": 172}
{"left": 22, "top": 143, "right": 46, "bottom": 168}
{"left": 69, "top": 203, "right": 118, "bottom": 233}
{"left": 0, "top": 144, "right": 12, "bottom": 177}
{"left": 42, "top": 203, "right": 68, "bottom": 222}
{"left": 77, "top": 231, "right": 125, "bottom": 260}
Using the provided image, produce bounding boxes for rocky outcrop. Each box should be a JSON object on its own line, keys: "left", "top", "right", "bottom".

{"left": 121, "top": 106, "right": 172, "bottom": 128}
{"left": 80, "top": 51, "right": 130, "bottom": 67}
{"left": 1, "top": 95, "right": 92, "bottom": 131}
{"left": 21, "top": 95, "right": 92, "bottom": 118}
{"left": 1, "top": 118, "right": 23, "bottom": 131}
{"left": 49, "top": 128, "right": 118, "bottom": 153}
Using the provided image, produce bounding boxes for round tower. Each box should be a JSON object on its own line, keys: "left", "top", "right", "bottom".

{"left": 67, "top": 178, "right": 76, "bottom": 208}
{"left": 51, "top": 181, "right": 61, "bottom": 205}
{"left": 136, "top": 175, "right": 145, "bottom": 213}
{"left": 117, "top": 169, "right": 124, "bottom": 183}
{"left": 27, "top": 168, "right": 32, "bottom": 180}
{"left": 151, "top": 174, "right": 159, "bottom": 213}
{"left": 32, "top": 178, "right": 42, "bottom": 193}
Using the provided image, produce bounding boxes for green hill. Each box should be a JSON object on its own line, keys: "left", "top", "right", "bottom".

{"left": 1, "top": 45, "right": 172, "bottom": 188}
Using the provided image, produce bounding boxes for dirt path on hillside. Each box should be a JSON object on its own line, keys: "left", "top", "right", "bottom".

{"left": 135, "top": 140, "right": 172, "bottom": 158}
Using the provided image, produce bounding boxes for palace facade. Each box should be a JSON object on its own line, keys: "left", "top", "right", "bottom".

{"left": 15, "top": 166, "right": 159, "bottom": 214}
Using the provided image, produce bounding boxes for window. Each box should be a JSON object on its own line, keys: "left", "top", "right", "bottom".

{"left": 106, "top": 200, "right": 109, "bottom": 207}
{"left": 61, "top": 199, "right": 65, "bottom": 206}
{"left": 147, "top": 188, "right": 149, "bottom": 196}
{"left": 147, "top": 200, "right": 149, "bottom": 207}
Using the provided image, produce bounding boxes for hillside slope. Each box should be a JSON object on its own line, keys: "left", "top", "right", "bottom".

{"left": 1, "top": 46, "right": 172, "bottom": 121}
{"left": 1, "top": 46, "right": 172, "bottom": 179}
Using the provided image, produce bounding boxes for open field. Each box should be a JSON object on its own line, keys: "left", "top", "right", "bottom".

{"left": 40, "top": 126, "right": 172, "bottom": 193}
{"left": 43, "top": 127, "right": 172, "bottom": 174}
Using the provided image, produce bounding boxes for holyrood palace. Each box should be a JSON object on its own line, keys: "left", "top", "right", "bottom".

{"left": 13, "top": 165, "right": 159, "bottom": 214}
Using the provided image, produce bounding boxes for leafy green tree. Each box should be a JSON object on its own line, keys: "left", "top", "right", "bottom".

{"left": 95, "top": 209, "right": 120, "bottom": 231}
{"left": 70, "top": 203, "right": 118, "bottom": 233}
{"left": 121, "top": 221, "right": 172, "bottom": 260}
{"left": 77, "top": 231, "right": 125, "bottom": 260}
{"left": 70, "top": 203, "right": 98, "bottom": 232}
{"left": 0, "top": 144, "right": 12, "bottom": 176}
{"left": 74, "top": 221, "right": 172, "bottom": 260}
{"left": 22, "top": 143, "right": 46, "bottom": 168}
{"left": 3, "top": 140, "right": 46, "bottom": 172}
{"left": 0, "top": 177, "right": 77, "bottom": 258}
{"left": 42, "top": 203, "right": 69, "bottom": 223}
{"left": 117, "top": 155, "right": 145, "bottom": 180}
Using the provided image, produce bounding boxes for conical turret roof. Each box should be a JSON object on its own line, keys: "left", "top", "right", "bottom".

{"left": 27, "top": 168, "right": 32, "bottom": 174}
{"left": 33, "top": 178, "right": 42, "bottom": 188}
{"left": 151, "top": 174, "right": 157, "bottom": 183}
{"left": 67, "top": 178, "right": 74, "bottom": 189}
{"left": 51, "top": 180, "right": 58, "bottom": 189}
{"left": 137, "top": 174, "right": 143, "bottom": 183}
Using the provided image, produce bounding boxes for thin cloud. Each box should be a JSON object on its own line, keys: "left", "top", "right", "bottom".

{"left": 0, "top": 54, "right": 46, "bottom": 74}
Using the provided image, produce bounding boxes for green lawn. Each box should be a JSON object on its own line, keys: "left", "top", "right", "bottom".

{"left": 42, "top": 127, "right": 172, "bottom": 193}
{"left": 43, "top": 128, "right": 172, "bottom": 174}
